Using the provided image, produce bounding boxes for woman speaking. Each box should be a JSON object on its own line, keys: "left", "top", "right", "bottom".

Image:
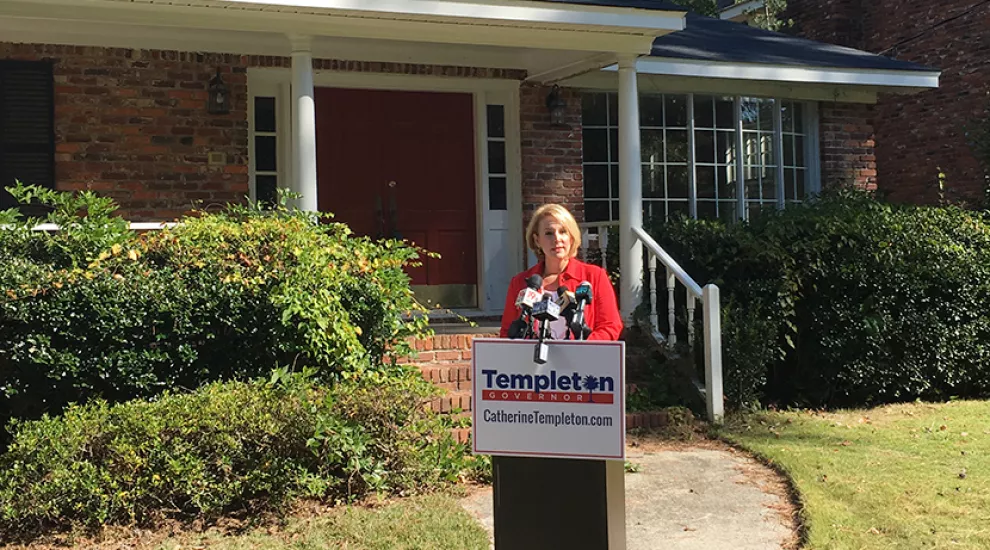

{"left": 499, "top": 203, "right": 622, "bottom": 341}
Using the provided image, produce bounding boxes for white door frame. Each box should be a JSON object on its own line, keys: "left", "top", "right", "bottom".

{"left": 248, "top": 68, "right": 523, "bottom": 312}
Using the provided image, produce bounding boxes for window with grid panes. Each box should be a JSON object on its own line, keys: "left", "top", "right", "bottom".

{"left": 252, "top": 96, "right": 278, "bottom": 207}
{"left": 781, "top": 100, "right": 808, "bottom": 204}
{"left": 693, "top": 95, "right": 739, "bottom": 222}
{"left": 581, "top": 92, "right": 816, "bottom": 222}
{"left": 741, "top": 97, "right": 777, "bottom": 219}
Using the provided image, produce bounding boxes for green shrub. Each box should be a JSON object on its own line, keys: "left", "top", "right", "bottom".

{"left": 649, "top": 189, "right": 990, "bottom": 408}
{"left": 0, "top": 371, "right": 468, "bottom": 540}
{"left": 649, "top": 216, "right": 793, "bottom": 408}
{"left": 0, "top": 185, "right": 430, "bottom": 436}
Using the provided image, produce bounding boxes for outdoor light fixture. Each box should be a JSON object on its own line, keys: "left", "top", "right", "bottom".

{"left": 207, "top": 68, "right": 230, "bottom": 115}
{"left": 545, "top": 84, "right": 567, "bottom": 125}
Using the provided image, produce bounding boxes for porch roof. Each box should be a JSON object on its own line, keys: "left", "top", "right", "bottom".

{"left": 637, "top": 14, "right": 940, "bottom": 90}
{"left": 652, "top": 14, "right": 933, "bottom": 72}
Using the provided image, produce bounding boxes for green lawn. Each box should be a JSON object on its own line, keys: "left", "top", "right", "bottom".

{"left": 10, "top": 494, "right": 489, "bottom": 550}
{"left": 146, "top": 494, "right": 489, "bottom": 550}
{"left": 721, "top": 400, "right": 990, "bottom": 550}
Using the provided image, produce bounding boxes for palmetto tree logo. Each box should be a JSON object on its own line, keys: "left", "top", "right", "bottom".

{"left": 582, "top": 374, "right": 600, "bottom": 403}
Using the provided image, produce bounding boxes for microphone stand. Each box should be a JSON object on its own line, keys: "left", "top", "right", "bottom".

{"left": 530, "top": 296, "right": 560, "bottom": 364}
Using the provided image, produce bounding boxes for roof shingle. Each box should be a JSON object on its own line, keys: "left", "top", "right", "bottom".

{"left": 650, "top": 14, "right": 936, "bottom": 72}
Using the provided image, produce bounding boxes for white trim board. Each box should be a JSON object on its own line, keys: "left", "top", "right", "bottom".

{"left": 612, "top": 57, "right": 940, "bottom": 91}
{"left": 719, "top": 0, "right": 763, "bottom": 21}
{"left": 249, "top": 64, "right": 525, "bottom": 90}
{"left": 563, "top": 70, "right": 882, "bottom": 104}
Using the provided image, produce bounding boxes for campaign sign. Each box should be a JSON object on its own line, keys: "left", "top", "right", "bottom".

{"left": 472, "top": 339, "right": 625, "bottom": 461}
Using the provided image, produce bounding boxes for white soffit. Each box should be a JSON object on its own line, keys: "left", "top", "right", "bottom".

{"left": 0, "top": 0, "right": 685, "bottom": 53}
{"left": 213, "top": 0, "right": 686, "bottom": 32}
{"left": 614, "top": 57, "right": 941, "bottom": 91}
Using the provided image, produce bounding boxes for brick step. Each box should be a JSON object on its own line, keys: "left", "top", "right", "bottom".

{"left": 417, "top": 362, "right": 471, "bottom": 385}
{"left": 399, "top": 348, "right": 473, "bottom": 365}
{"left": 404, "top": 332, "right": 499, "bottom": 354}
{"left": 429, "top": 390, "right": 472, "bottom": 414}
{"left": 626, "top": 410, "right": 676, "bottom": 429}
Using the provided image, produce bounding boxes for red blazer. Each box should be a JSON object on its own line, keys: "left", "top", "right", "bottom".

{"left": 499, "top": 258, "right": 623, "bottom": 341}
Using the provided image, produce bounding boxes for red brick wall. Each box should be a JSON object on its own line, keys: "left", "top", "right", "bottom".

{"left": 786, "top": 0, "right": 990, "bottom": 204}
{"left": 785, "top": 0, "right": 867, "bottom": 50}
{"left": 0, "top": 42, "right": 527, "bottom": 220}
{"left": 0, "top": 44, "right": 250, "bottom": 220}
{"left": 819, "top": 102, "right": 876, "bottom": 190}
{"left": 519, "top": 84, "right": 584, "bottom": 257}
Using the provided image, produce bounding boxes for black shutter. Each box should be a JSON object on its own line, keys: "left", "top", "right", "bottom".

{"left": 0, "top": 60, "right": 55, "bottom": 210}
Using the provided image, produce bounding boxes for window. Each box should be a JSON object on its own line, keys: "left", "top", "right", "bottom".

{"left": 581, "top": 92, "right": 817, "bottom": 222}
{"left": 0, "top": 60, "right": 55, "bottom": 210}
{"left": 581, "top": 93, "right": 619, "bottom": 223}
{"left": 252, "top": 96, "right": 278, "bottom": 207}
{"left": 486, "top": 104, "right": 507, "bottom": 211}
{"left": 693, "top": 95, "right": 738, "bottom": 222}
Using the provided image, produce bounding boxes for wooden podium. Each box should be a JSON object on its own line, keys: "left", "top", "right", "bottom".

{"left": 472, "top": 339, "right": 626, "bottom": 550}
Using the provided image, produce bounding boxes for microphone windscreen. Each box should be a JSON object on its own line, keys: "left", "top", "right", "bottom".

{"left": 576, "top": 281, "right": 593, "bottom": 299}
{"left": 525, "top": 274, "right": 543, "bottom": 290}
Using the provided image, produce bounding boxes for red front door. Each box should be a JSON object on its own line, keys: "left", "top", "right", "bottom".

{"left": 315, "top": 88, "right": 478, "bottom": 305}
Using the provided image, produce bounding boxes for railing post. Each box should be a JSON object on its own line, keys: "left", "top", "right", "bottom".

{"left": 666, "top": 268, "right": 676, "bottom": 347}
{"left": 687, "top": 292, "right": 696, "bottom": 348}
{"left": 648, "top": 253, "right": 658, "bottom": 334}
{"left": 702, "top": 284, "right": 724, "bottom": 423}
{"left": 600, "top": 228, "right": 609, "bottom": 270}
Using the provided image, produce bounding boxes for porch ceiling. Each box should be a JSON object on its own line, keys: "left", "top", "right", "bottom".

{"left": 0, "top": 0, "right": 684, "bottom": 65}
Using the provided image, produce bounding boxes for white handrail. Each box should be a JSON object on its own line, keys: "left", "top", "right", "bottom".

{"left": 581, "top": 221, "right": 722, "bottom": 423}
{"left": 631, "top": 226, "right": 703, "bottom": 298}
{"left": 25, "top": 222, "right": 177, "bottom": 231}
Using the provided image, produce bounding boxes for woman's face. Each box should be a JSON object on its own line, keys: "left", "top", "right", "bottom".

{"left": 536, "top": 216, "right": 572, "bottom": 263}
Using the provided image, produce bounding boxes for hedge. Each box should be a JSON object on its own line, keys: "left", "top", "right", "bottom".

{"left": 652, "top": 189, "right": 990, "bottom": 408}
{"left": 0, "top": 184, "right": 430, "bottom": 441}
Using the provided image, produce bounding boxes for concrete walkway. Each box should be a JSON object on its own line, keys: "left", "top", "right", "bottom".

{"left": 460, "top": 440, "right": 797, "bottom": 550}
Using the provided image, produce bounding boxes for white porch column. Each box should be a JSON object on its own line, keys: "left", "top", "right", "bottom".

{"left": 290, "top": 35, "right": 319, "bottom": 212}
{"left": 618, "top": 55, "right": 643, "bottom": 321}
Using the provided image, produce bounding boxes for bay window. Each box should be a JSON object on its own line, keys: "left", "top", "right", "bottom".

{"left": 582, "top": 92, "right": 818, "bottom": 222}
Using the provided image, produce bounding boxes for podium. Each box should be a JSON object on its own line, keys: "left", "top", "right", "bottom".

{"left": 472, "top": 339, "right": 626, "bottom": 550}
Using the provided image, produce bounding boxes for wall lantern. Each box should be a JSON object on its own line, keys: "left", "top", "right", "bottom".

{"left": 207, "top": 68, "right": 230, "bottom": 115}
{"left": 545, "top": 84, "right": 567, "bottom": 125}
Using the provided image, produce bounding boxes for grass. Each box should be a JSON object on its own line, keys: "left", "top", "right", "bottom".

{"left": 5, "top": 494, "right": 490, "bottom": 550}
{"left": 150, "top": 494, "right": 490, "bottom": 550}
{"left": 721, "top": 400, "right": 990, "bottom": 550}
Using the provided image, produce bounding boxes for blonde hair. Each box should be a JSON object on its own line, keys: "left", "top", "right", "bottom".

{"left": 525, "top": 203, "right": 582, "bottom": 260}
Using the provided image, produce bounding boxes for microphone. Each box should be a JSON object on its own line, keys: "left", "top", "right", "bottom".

{"left": 531, "top": 294, "right": 561, "bottom": 364}
{"left": 570, "top": 281, "right": 593, "bottom": 341}
{"left": 556, "top": 286, "right": 576, "bottom": 340}
{"left": 508, "top": 274, "right": 543, "bottom": 339}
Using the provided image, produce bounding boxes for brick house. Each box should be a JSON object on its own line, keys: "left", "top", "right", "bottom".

{"left": 726, "top": 0, "right": 987, "bottom": 205}
{"left": 0, "top": 0, "right": 938, "bottom": 319}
